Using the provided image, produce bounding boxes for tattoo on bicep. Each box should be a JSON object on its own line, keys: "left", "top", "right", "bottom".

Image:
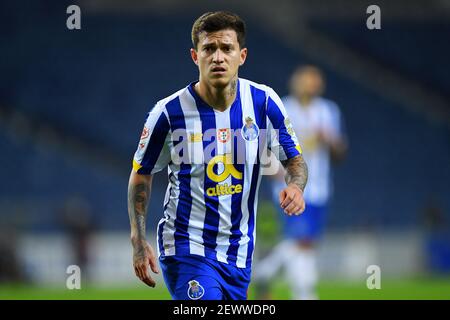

{"left": 128, "top": 182, "right": 150, "bottom": 238}
{"left": 281, "top": 155, "right": 308, "bottom": 192}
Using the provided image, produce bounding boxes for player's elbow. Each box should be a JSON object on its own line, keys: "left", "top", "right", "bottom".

{"left": 129, "top": 169, "right": 153, "bottom": 186}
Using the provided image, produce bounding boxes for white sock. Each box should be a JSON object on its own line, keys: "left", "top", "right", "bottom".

{"left": 285, "top": 247, "right": 319, "bottom": 300}
{"left": 253, "top": 240, "right": 294, "bottom": 282}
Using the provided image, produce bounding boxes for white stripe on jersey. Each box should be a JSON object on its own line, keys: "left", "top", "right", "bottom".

{"left": 160, "top": 167, "right": 177, "bottom": 256}
{"left": 214, "top": 110, "right": 233, "bottom": 264}
{"left": 236, "top": 80, "right": 258, "bottom": 268}
{"left": 250, "top": 167, "right": 263, "bottom": 262}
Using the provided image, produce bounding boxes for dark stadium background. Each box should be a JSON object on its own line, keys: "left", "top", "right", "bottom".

{"left": 0, "top": 0, "right": 449, "bottom": 299}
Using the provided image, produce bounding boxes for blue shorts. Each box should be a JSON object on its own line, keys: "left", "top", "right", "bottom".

{"left": 280, "top": 204, "right": 327, "bottom": 240}
{"left": 159, "top": 254, "right": 251, "bottom": 300}
{"left": 271, "top": 183, "right": 327, "bottom": 240}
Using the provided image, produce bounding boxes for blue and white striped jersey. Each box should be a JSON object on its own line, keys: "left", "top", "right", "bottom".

{"left": 281, "top": 96, "right": 343, "bottom": 206}
{"left": 133, "top": 78, "right": 302, "bottom": 268}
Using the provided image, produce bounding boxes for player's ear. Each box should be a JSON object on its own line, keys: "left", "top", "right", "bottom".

{"left": 190, "top": 48, "right": 199, "bottom": 66}
{"left": 239, "top": 47, "right": 247, "bottom": 66}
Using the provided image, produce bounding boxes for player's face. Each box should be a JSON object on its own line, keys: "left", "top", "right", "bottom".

{"left": 295, "top": 71, "right": 324, "bottom": 98}
{"left": 191, "top": 29, "right": 247, "bottom": 88}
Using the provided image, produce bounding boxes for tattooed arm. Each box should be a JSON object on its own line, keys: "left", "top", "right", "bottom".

{"left": 279, "top": 154, "right": 308, "bottom": 216}
{"left": 127, "top": 170, "right": 159, "bottom": 287}
{"left": 281, "top": 154, "right": 308, "bottom": 192}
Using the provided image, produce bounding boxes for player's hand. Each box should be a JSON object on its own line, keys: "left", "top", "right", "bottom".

{"left": 279, "top": 184, "right": 306, "bottom": 216}
{"left": 132, "top": 239, "right": 159, "bottom": 287}
{"left": 317, "top": 130, "right": 336, "bottom": 148}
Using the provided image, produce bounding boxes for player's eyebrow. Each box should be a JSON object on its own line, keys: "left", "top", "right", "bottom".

{"left": 201, "top": 38, "right": 235, "bottom": 47}
{"left": 201, "top": 42, "right": 217, "bottom": 48}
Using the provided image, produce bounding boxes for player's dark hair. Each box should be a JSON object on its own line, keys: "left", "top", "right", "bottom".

{"left": 191, "top": 11, "right": 246, "bottom": 50}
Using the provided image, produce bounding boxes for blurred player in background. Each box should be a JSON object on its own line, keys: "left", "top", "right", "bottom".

{"left": 127, "top": 11, "right": 308, "bottom": 300}
{"left": 254, "top": 65, "right": 347, "bottom": 300}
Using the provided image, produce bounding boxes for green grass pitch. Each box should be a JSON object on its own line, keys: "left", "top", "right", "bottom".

{"left": 1, "top": 277, "right": 449, "bottom": 300}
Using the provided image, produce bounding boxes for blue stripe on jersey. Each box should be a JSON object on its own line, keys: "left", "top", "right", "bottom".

{"left": 250, "top": 85, "right": 267, "bottom": 131}
{"left": 157, "top": 222, "right": 164, "bottom": 256}
{"left": 267, "top": 96, "right": 299, "bottom": 159}
{"left": 138, "top": 112, "right": 170, "bottom": 174}
{"left": 246, "top": 162, "right": 260, "bottom": 267}
{"left": 188, "top": 84, "right": 220, "bottom": 260}
{"left": 226, "top": 93, "right": 244, "bottom": 265}
{"left": 165, "top": 97, "right": 192, "bottom": 256}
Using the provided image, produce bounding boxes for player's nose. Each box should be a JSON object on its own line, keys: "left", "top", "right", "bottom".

{"left": 212, "top": 49, "right": 225, "bottom": 63}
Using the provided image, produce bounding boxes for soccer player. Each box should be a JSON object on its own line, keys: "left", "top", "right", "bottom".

{"left": 253, "top": 65, "right": 347, "bottom": 300}
{"left": 127, "top": 11, "right": 308, "bottom": 300}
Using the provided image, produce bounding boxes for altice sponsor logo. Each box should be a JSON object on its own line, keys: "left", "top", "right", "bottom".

{"left": 206, "top": 154, "right": 243, "bottom": 197}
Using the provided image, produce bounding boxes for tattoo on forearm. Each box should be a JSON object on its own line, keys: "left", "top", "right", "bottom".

{"left": 128, "top": 182, "right": 150, "bottom": 241}
{"left": 281, "top": 155, "right": 308, "bottom": 192}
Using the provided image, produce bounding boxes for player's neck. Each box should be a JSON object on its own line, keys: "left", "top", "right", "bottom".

{"left": 195, "top": 77, "right": 238, "bottom": 112}
{"left": 298, "top": 95, "right": 314, "bottom": 107}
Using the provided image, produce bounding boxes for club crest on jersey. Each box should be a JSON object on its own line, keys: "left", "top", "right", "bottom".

{"left": 241, "top": 116, "right": 259, "bottom": 141}
{"left": 187, "top": 280, "right": 205, "bottom": 300}
{"left": 217, "top": 128, "right": 230, "bottom": 143}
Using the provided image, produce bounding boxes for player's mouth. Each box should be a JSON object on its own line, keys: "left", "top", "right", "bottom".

{"left": 211, "top": 66, "right": 227, "bottom": 75}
